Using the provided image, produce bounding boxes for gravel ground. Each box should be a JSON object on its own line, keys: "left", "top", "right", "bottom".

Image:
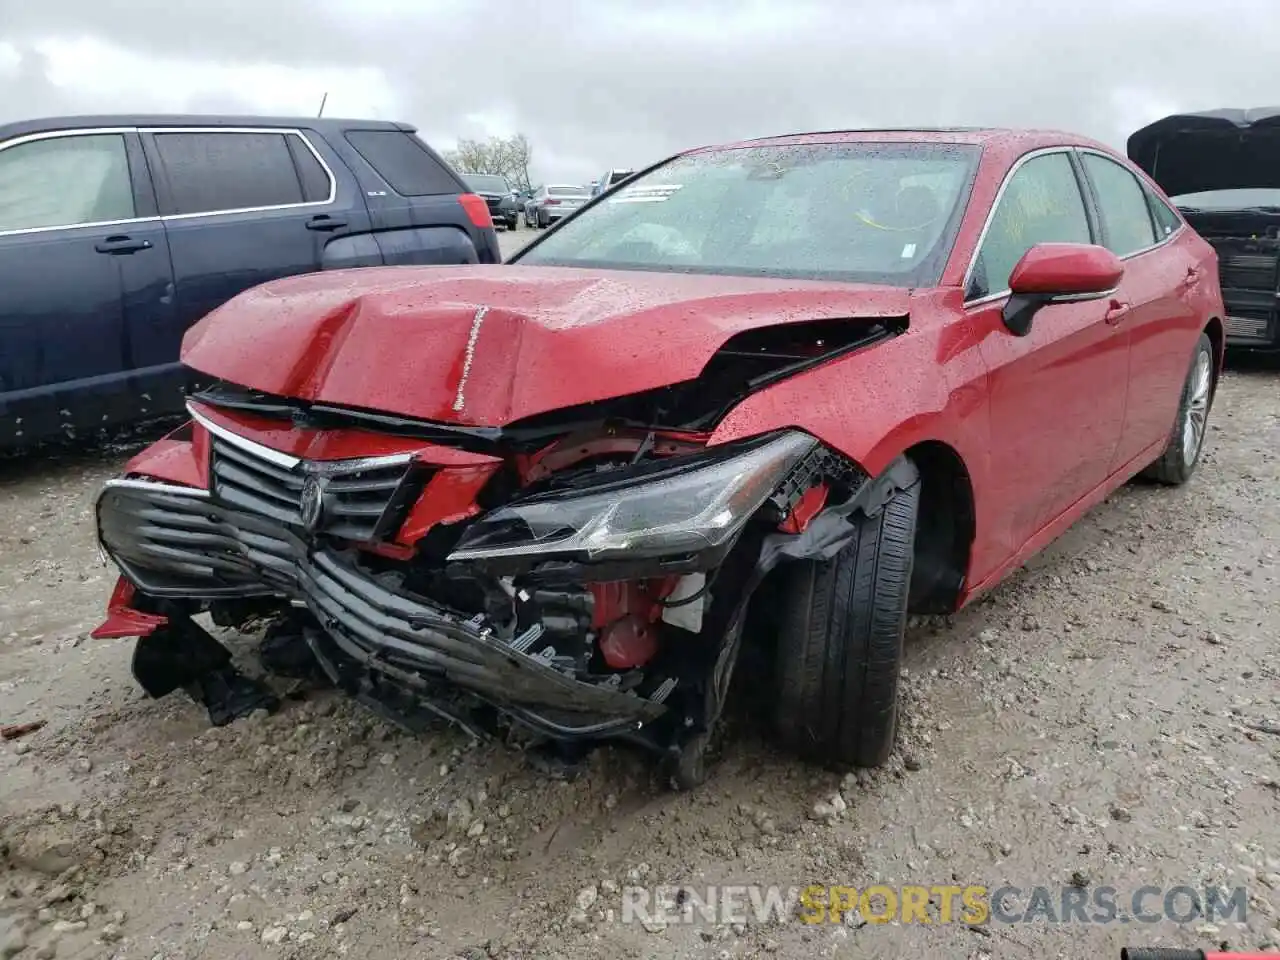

{"left": 2, "top": 239, "right": 1277, "bottom": 960}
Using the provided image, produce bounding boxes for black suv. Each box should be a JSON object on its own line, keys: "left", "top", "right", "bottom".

{"left": 0, "top": 115, "right": 502, "bottom": 450}
{"left": 463, "top": 173, "right": 520, "bottom": 230}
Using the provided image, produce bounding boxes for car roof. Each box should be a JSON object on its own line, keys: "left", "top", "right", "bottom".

{"left": 699, "top": 127, "right": 1111, "bottom": 152}
{"left": 0, "top": 114, "right": 415, "bottom": 141}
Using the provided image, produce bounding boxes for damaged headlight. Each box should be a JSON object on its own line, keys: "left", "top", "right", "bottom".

{"left": 448, "top": 430, "right": 818, "bottom": 563}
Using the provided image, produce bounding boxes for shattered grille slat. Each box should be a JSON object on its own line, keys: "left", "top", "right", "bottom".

{"left": 208, "top": 436, "right": 421, "bottom": 543}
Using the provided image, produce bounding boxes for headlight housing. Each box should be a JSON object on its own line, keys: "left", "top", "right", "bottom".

{"left": 448, "top": 431, "right": 817, "bottom": 564}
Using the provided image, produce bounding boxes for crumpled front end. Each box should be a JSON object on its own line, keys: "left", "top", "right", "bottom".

{"left": 93, "top": 309, "right": 903, "bottom": 777}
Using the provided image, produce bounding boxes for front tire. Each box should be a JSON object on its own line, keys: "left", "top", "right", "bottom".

{"left": 1142, "top": 331, "right": 1215, "bottom": 485}
{"left": 773, "top": 473, "right": 920, "bottom": 768}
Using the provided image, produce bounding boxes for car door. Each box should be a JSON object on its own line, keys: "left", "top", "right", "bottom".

{"left": 141, "top": 127, "right": 360, "bottom": 356}
{"left": 1076, "top": 150, "right": 1203, "bottom": 473}
{"left": 964, "top": 149, "right": 1131, "bottom": 562}
{"left": 0, "top": 128, "right": 176, "bottom": 445}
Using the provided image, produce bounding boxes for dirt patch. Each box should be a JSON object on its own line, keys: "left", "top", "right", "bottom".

{"left": 2, "top": 365, "right": 1278, "bottom": 960}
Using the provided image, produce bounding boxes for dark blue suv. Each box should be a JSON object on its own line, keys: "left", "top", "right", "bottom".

{"left": 0, "top": 115, "right": 502, "bottom": 450}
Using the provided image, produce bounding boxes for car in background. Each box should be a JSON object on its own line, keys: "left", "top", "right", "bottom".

{"left": 463, "top": 173, "right": 520, "bottom": 231}
{"left": 591, "top": 168, "right": 635, "bottom": 197}
{"left": 1130, "top": 108, "right": 1280, "bottom": 352}
{"left": 0, "top": 114, "right": 501, "bottom": 451}
{"left": 93, "top": 127, "right": 1223, "bottom": 790}
{"left": 525, "top": 184, "right": 591, "bottom": 227}
{"left": 514, "top": 187, "right": 537, "bottom": 223}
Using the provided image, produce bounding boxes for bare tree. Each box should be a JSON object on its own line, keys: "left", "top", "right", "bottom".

{"left": 444, "top": 134, "right": 535, "bottom": 191}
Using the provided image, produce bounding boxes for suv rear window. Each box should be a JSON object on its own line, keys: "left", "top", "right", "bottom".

{"left": 345, "top": 130, "right": 460, "bottom": 196}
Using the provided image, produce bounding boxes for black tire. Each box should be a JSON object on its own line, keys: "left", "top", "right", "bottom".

{"left": 507, "top": 216, "right": 518, "bottom": 231}
{"left": 773, "top": 474, "right": 920, "bottom": 768}
{"left": 1141, "top": 331, "right": 1215, "bottom": 485}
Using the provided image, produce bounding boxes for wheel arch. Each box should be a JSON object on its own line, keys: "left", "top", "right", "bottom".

{"left": 1203, "top": 315, "right": 1224, "bottom": 393}
{"left": 901, "top": 438, "right": 976, "bottom": 614}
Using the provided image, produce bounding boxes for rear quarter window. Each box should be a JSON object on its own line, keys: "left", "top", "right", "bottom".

{"left": 345, "top": 130, "right": 460, "bottom": 197}
{"left": 1142, "top": 183, "right": 1183, "bottom": 239}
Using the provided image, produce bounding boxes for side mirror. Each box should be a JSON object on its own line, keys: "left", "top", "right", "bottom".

{"left": 1002, "top": 242, "right": 1123, "bottom": 336}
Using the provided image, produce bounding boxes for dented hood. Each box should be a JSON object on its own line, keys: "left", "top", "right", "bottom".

{"left": 181, "top": 264, "right": 910, "bottom": 426}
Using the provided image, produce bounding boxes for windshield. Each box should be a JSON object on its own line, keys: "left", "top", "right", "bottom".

{"left": 1172, "top": 188, "right": 1280, "bottom": 211}
{"left": 549, "top": 186, "right": 587, "bottom": 197}
{"left": 465, "top": 174, "right": 509, "bottom": 193}
{"left": 515, "top": 142, "right": 981, "bottom": 285}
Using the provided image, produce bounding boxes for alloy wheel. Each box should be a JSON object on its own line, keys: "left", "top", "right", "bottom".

{"left": 1182, "top": 348, "right": 1212, "bottom": 465}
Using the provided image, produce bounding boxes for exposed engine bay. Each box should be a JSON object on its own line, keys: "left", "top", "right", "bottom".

{"left": 1179, "top": 208, "right": 1280, "bottom": 346}
{"left": 94, "top": 315, "right": 914, "bottom": 787}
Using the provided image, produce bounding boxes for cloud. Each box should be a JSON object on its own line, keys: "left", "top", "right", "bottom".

{"left": 4, "top": 0, "right": 1280, "bottom": 184}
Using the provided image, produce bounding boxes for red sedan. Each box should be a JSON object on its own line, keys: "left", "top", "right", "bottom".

{"left": 93, "top": 128, "right": 1224, "bottom": 788}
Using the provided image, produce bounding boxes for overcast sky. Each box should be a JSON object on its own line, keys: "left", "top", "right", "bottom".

{"left": 2, "top": 0, "right": 1278, "bottom": 184}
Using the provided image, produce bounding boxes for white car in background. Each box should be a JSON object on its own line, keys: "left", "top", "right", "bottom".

{"left": 525, "top": 184, "right": 592, "bottom": 228}
{"left": 591, "top": 168, "right": 635, "bottom": 197}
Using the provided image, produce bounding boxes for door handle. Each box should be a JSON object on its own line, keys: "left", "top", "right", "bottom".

{"left": 305, "top": 215, "right": 348, "bottom": 232}
{"left": 1104, "top": 299, "right": 1131, "bottom": 325}
{"left": 94, "top": 235, "right": 152, "bottom": 255}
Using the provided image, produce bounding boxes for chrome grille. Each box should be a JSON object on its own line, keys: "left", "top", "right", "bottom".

{"left": 1225, "top": 314, "right": 1272, "bottom": 341}
{"left": 208, "top": 434, "right": 423, "bottom": 543}
{"left": 94, "top": 481, "right": 668, "bottom": 729}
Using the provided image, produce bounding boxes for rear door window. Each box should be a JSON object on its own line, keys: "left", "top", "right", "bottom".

{"left": 345, "top": 130, "right": 460, "bottom": 196}
{"left": 0, "top": 133, "right": 136, "bottom": 232}
{"left": 151, "top": 131, "right": 309, "bottom": 215}
{"left": 1081, "top": 153, "right": 1158, "bottom": 255}
{"left": 970, "top": 151, "right": 1091, "bottom": 299}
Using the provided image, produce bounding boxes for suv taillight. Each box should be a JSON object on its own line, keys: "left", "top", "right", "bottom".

{"left": 545, "top": 198, "right": 560, "bottom": 205}
{"left": 458, "top": 193, "right": 493, "bottom": 229}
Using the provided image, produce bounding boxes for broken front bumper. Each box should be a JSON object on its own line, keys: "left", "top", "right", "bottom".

{"left": 96, "top": 479, "right": 669, "bottom": 732}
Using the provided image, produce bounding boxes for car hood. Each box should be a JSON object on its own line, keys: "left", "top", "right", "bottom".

{"left": 180, "top": 264, "right": 910, "bottom": 426}
{"left": 1128, "top": 108, "right": 1280, "bottom": 196}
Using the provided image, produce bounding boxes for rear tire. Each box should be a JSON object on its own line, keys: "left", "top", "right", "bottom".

{"left": 773, "top": 473, "right": 920, "bottom": 768}
{"left": 1141, "top": 331, "right": 1215, "bottom": 485}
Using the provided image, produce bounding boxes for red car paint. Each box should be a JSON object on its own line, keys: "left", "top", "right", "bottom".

{"left": 96, "top": 127, "right": 1224, "bottom": 687}
{"left": 91, "top": 578, "right": 167, "bottom": 641}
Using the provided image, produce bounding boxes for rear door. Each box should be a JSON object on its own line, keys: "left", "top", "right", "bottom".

{"left": 142, "top": 126, "right": 367, "bottom": 354}
{"left": 334, "top": 128, "right": 501, "bottom": 265}
{"left": 0, "top": 128, "right": 176, "bottom": 445}
{"left": 965, "top": 149, "right": 1131, "bottom": 564}
{"left": 1076, "top": 150, "right": 1202, "bottom": 472}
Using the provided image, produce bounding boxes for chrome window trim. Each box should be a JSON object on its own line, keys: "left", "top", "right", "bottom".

{"left": 961, "top": 146, "right": 1076, "bottom": 306}
{"left": 0, "top": 125, "right": 337, "bottom": 239}
{"left": 1074, "top": 147, "right": 1186, "bottom": 259}
{"left": 188, "top": 402, "right": 416, "bottom": 474}
{"left": 0, "top": 127, "right": 157, "bottom": 239}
